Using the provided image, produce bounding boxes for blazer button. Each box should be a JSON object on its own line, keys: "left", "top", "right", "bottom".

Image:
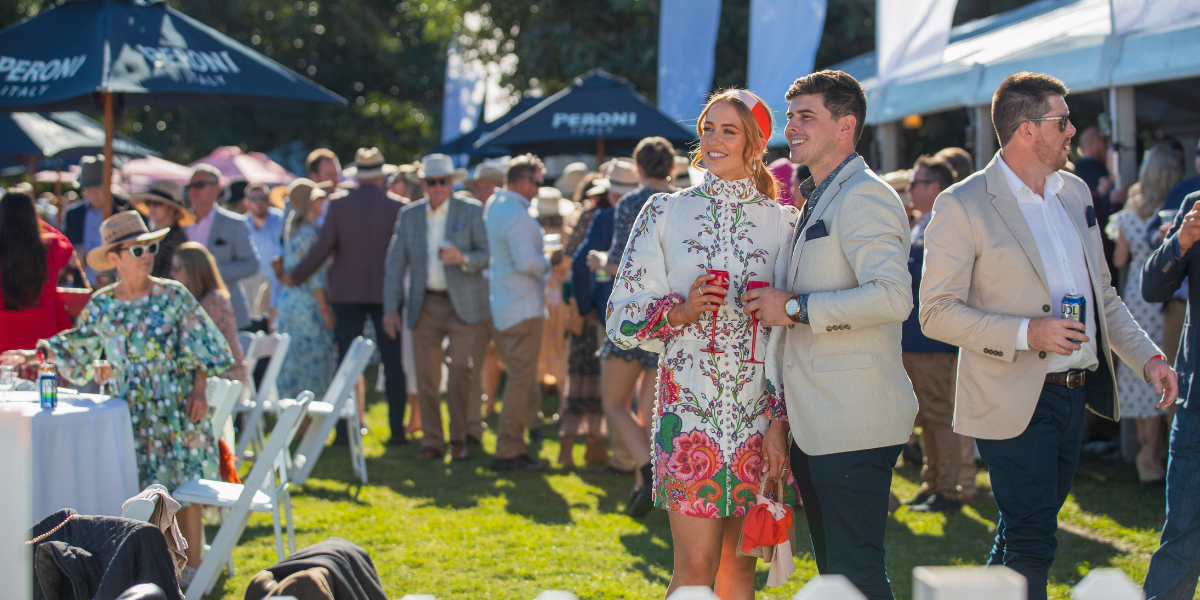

{"left": 845, "top": 324, "right": 851, "bottom": 330}
{"left": 1042, "top": 304, "right": 1051, "bottom": 313}
{"left": 1039, "top": 351, "right": 1047, "bottom": 359}
{"left": 997, "top": 350, "right": 1003, "bottom": 357}
{"left": 826, "top": 326, "right": 833, "bottom": 332}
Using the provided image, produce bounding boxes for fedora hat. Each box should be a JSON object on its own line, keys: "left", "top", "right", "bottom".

{"left": 585, "top": 177, "right": 611, "bottom": 198}
{"left": 352, "top": 147, "right": 387, "bottom": 180}
{"left": 287, "top": 177, "right": 328, "bottom": 206}
{"left": 467, "top": 162, "right": 505, "bottom": 185}
{"left": 80, "top": 155, "right": 106, "bottom": 189}
{"left": 86, "top": 211, "right": 170, "bottom": 271}
{"left": 529, "top": 186, "right": 577, "bottom": 219}
{"left": 131, "top": 180, "right": 195, "bottom": 226}
{"left": 554, "top": 161, "right": 589, "bottom": 196}
{"left": 606, "top": 159, "right": 639, "bottom": 195}
{"left": 418, "top": 153, "right": 467, "bottom": 182}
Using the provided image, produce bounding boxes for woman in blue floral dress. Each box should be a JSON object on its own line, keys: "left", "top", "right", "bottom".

{"left": 605, "top": 91, "right": 797, "bottom": 599}
{"left": 5, "top": 211, "right": 234, "bottom": 577}
{"left": 274, "top": 179, "right": 337, "bottom": 400}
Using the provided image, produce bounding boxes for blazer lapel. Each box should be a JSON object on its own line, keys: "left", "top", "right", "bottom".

{"left": 789, "top": 157, "right": 866, "bottom": 288}
{"left": 985, "top": 159, "right": 1049, "bottom": 291}
{"left": 412, "top": 203, "right": 428, "bottom": 265}
{"left": 1057, "top": 182, "right": 1104, "bottom": 299}
{"left": 206, "top": 210, "right": 222, "bottom": 246}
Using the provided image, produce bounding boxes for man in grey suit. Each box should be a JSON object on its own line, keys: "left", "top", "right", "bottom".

{"left": 383, "top": 154, "right": 491, "bottom": 462}
{"left": 184, "top": 164, "right": 260, "bottom": 329}
{"left": 744, "top": 70, "right": 918, "bottom": 600}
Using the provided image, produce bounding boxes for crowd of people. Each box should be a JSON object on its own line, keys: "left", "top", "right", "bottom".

{"left": 4, "top": 64, "right": 1200, "bottom": 600}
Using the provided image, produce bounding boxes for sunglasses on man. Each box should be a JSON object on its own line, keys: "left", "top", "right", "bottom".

{"left": 1014, "top": 113, "right": 1071, "bottom": 133}
{"left": 120, "top": 241, "right": 160, "bottom": 259}
{"left": 424, "top": 177, "right": 451, "bottom": 187}
{"left": 185, "top": 180, "right": 215, "bottom": 190}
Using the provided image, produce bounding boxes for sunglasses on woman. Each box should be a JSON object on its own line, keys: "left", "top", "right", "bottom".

{"left": 1015, "top": 113, "right": 1070, "bottom": 133}
{"left": 121, "top": 241, "right": 160, "bottom": 259}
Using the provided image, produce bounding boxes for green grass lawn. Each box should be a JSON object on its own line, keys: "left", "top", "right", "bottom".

{"left": 201, "top": 366, "right": 1178, "bottom": 599}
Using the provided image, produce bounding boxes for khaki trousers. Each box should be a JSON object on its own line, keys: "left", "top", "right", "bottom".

{"left": 903, "top": 352, "right": 961, "bottom": 498}
{"left": 495, "top": 317, "right": 544, "bottom": 459}
{"left": 412, "top": 292, "right": 481, "bottom": 451}
{"left": 467, "top": 318, "right": 498, "bottom": 439}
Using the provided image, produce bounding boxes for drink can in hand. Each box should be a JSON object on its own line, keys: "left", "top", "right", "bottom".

{"left": 1062, "top": 293, "right": 1086, "bottom": 345}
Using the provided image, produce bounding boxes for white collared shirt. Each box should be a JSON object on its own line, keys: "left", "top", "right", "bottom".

{"left": 997, "top": 154, "right": 1098, "bottom": 373}
{"left": 184, "top": 206, "right": 216, "bottom": 246}
{"left": 426, "top": 198, "right": 450, "bottom": 292}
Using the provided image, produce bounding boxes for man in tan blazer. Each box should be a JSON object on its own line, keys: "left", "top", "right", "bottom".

{"left": 920, "top": 72, "right": 1177, "bottom": 600}
{"left": 745, "top": 70, "right": 918, "bottom": 600}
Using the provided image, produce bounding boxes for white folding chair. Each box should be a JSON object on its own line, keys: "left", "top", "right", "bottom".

{"left": 121, "top": 496, "right": 157, "bottom": 522}
{"left": 210, "top": 379, "right": 243, "bottom": 450}
{"left": 237, "top": 331, "right": 257, "bottom": 355}
{"left": 234, "top": 333, "right": 291, "bottom": 458}
{"left": 176, "top": 392, "right": 314, "bottom": 600}
{"left": 290, "top": 336, "right": 375, "bottom": 486}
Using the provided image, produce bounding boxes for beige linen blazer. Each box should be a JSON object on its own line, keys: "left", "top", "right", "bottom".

{"left": 919, "top": 155, "right": 1161, "bottom": 440}
{"left": 766, "top": 156, "right": 919, "bottom": 456}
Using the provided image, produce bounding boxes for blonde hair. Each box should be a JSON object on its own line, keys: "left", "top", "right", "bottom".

{"left": 173, "top": 241, "right": 228, "bottom": 301}
{"left": 1127, "top": 143, "right": 1183, "bottom": 220}
{"left": 690, "top": 90, "right": 778, "bottom": 200}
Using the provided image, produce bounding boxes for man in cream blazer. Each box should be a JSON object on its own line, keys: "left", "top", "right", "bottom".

{"left": 920, "top": 72, "right": 1176, "bottom": 600}
{"left": 746, "top": 70, "right": 918, "bottom": 600}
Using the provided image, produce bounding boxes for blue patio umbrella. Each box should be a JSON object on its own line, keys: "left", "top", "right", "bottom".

{"left": 0, "top": 111, "right": 157, "bottom": 167}
{"left": 430, "top": 96, "right": 542, "bottom": 157}
{"left": 0, "top": 0, "right": 346, "bottom": 212}
{"left": 474, "top": 69, "right": 695, "bottom": 161}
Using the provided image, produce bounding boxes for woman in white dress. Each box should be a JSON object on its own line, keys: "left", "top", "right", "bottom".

{"left": 606, "top": 90, "right": 798, "bottom": 599}
{"left": 1106, "top": 142, "right": 1182, "bottom": 484}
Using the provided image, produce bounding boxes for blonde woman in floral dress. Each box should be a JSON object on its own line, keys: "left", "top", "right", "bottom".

{"left": 4, "top": 211, "right": 233, "bottom": 584}
{"left": 606, "top": 90, "right": 798, "bottom": 600}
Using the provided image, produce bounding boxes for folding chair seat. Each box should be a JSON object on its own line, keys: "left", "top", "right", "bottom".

{"left": 234, "top": 332, "right": 291, "bottom": 458}
{"left": 290, "top": 336, "right": 375, "bottom": 486}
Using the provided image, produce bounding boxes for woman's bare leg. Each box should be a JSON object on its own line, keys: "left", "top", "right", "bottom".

{"left": 667, "top": 512, "right": 725, "bottom": 596}
{"left": 602, "top": 357, "right": 652, "bottom": 487}
{"left": 714, "top": 514, "right": 757, "bottom": 600}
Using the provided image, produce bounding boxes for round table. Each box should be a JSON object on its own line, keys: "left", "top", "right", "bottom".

{"left": 6, "top": 391, "right": 140, "bottom": 522}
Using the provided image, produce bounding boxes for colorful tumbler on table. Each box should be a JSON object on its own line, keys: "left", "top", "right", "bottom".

{"left": 701, "top": 269, "right": 730, "bottom": 354}
{"left": 1062, "top": 293, "right": 1086, "bottom": 345}
{"left": 742, "top": 280, "right": 770, "bottom": 364}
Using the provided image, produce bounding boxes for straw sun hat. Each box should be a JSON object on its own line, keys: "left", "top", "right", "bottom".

{"left": 130, "top": 180, "right": 195, "bottom": 226}
{"left": 529, "top": 186, "right": 577, "bottom": 219}
{"left": 85, "top": 211, "right": 170, "bottom": 271}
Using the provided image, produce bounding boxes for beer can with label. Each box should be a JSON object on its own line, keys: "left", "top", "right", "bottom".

{"left": 1062, "top": 293, "right": 1086, "bottom": 344}
{"left": 38, "top": 362, "right": 57, "bottom": 410}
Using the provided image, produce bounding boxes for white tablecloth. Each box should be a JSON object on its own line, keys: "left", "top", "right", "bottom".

{"left": 7, "top": 392, "right": 140, "bottom": 522}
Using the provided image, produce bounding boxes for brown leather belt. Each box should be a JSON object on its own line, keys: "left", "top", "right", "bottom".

{"left": 425, "top": 290, "right": 449, "bottom": 296}
{"left": 1046, "top": 370, "right": 1087, "bottom": 389}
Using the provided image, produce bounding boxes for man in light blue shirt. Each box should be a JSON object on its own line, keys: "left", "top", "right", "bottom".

{"left": 242, "top": 183, "right": 285, "bottom": 328}
{"left": 484, "top": 154, "right": 563, "bottom": 471}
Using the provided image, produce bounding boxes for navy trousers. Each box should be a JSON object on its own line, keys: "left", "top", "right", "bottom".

{"left": 791, "top": 442, "right": 903, "bottom": 600}
{"left": 975, "top": 382, "right": 1087, "bottom": 600}
{"left": 1145, "top": 401, "right": 1200, "bottom": 599}
{"left": 332, "top": 303, "right": 407, "bottom": 441}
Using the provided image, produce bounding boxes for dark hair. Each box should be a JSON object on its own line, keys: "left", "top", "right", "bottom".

{"left": 914, "top": 155, "right": 956, "bottom": 191}
{"left": 305, "top": 148, "right": 338, "bottom": 177}
{"left": 785, "top": 70, "right": 868, "bottom": 144}
{"left": 505, "top": 154, "right": 544, "bottom": 187}
{"left": 933, "top": 147, "right": 973, "bottom": 183}
{"left": 634, "top": 137, "right": 675, "bottom": 180}
{"left": 991, "top": 72, "right": 1069, "bottom": 146}
{"left": 0, "top": 193, "right": 47, "bottom": 311}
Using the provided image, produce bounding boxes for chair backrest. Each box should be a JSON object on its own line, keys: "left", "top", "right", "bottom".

{"left": 121, "top": 497, "right": 157, "bottom": 522}
{"left": 237, "top": 331, "right": 258, "bottom": 356}
{"left": 250, "top": 333, "right": 291, "bottom": 407}
{"left": 240, "top": 392, "right": 312, "bottom": 504}
{"left": 205, "top": 377, "right": 229, "bottom": 405}
{"left": 321, "top": 337, "right": 375, "bottom": 417}
{"left": 210, "top": 379, "right": 243, "bottom": 444}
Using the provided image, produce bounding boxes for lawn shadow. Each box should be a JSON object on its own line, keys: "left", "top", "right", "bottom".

{"left": 618, "top": 513, "right": 674, "bottom": 588}
{"left": 1069, "top": 455, "right": 1166, "bottom": 533}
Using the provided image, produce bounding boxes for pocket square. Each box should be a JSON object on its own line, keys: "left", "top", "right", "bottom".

{"left": 805, "top": 220, "right": 829, "bottom": 241}
{"left": 1086, "top": 205, "right": 1097, "bottom": 227}
{"left": 454, "top": 221, "right": 465, "bottom": 231}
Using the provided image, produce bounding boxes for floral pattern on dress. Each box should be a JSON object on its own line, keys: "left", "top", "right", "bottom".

{"left": 274, "top": 222, "right": 337, "bottom": 401}
{"left": 1106, "top": 209, "right": 1167, "bottom": 419}
{"left": 40, "top": 279, "right": 234, "bottom": 488}
{"left": 606, "top": 172, "right": 799, "bottom": 518}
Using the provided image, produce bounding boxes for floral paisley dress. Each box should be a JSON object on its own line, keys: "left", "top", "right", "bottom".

{"left": 39, "top": 279, "right": 234, "bottom": 488}
{"left": 274, "top": 222, "right": 336, "bottom": 400}
{"left": 606, "top": 172, "right": 799, "bottom": 518}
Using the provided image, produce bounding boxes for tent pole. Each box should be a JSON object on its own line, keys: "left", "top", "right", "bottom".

{"left": 102, "top": 92, "right": 115, "bottom": 219}
{"left": 597, "top": 137, "right": 606, "bottom": 166}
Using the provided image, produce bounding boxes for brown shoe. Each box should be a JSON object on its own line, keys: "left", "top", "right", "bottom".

{"left": 450, "top": 442, "right": 469, "bottom": 461}
{"left": 584, "top": 435, "right": 609, "bottom": 465}
{"left": 416, "top": 447, "right": 444, "bottom": 461}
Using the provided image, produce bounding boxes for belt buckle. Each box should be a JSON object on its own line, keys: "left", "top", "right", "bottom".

{"left": 1066, "top": 370, "right": 1086, "bottom": 389}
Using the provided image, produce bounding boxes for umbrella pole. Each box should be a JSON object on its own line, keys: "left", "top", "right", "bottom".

{"left": 54, "top": 167, "right": 63, "bottom": 228}
{"left": 27, "top": 154, "right": 36, "bottom": 185}
{"left": 102, "top": 92, "right": 115, "bottom": 219}
{"left": 597, "top": 137, "right": 606, "bottom": 166}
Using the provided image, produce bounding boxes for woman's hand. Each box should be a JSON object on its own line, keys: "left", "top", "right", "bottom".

{"left": 185, "top": 388, "right": 208, "bottom": 423}
{"left": 322, "top": 309, "right": 336, "bottom": 330}
{"left": 1, "top": 349, "right": 36, "bottom": 366}
{"left": 763, "top": 419, "right": 791, "bottom": 481}
{"left": 666, "top": 273, "right": 725, "bottom": 327}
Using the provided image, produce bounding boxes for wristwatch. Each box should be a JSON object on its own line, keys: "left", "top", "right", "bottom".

{"left": 785, "top": 294, "right": 803, "bottom": 323}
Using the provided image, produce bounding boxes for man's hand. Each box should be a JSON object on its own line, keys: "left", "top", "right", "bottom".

{"left": 1177, "top": 202, "right": 1200, "bottom": 254}
{"left": 1027, "top": 317, "right": 1089, "bottom": 355}
{"left": 439, "top": 245, "right": 465, "bottom": 265}
{"left": 1146, "top": 357, "right": 1180, "bottom": 409}
{"left": 741, "top": 286, "right": 795, "bottom": 327}
{"left": 763, "top": 419, "right": 791, "bottom": 480}
{"left": 666, "top": 273, "right": 724, "bottom": 327}
{"left": 382, "top": 310, "right": 403, "bottom": 340}
{"left": 586, "top": 250, "right": 608, "bottom": 271}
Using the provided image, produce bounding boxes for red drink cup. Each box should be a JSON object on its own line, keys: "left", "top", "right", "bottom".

{"left": 701, "top": 269, "right": 731, "bottom": 354}
{"left": 742, "top": 280, "right": 770, "bottom": 364}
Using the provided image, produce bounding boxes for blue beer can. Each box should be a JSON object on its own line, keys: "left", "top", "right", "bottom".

{"left": 1062, "top": 293, "right": 1086, "bottom": 344}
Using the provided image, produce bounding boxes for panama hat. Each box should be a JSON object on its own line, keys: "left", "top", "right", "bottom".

{"left": 529, "top": 187, "right": 577, "bottom": 219}
{"left": 131, "top": 180, "right": 195, "bottom": 226}
{"left": 352, "top": 147, "right": 387, "bottom": 180}
{"left": 467, "top": 162, "right": 505, "bottom": 185}
{"left": 418, "top": 153, "right": 467, "bottom": 182}
{"left": 85, "top": 211, "right": 170, "bottom": 271}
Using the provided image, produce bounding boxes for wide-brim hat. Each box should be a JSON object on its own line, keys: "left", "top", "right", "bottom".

{"left": 343, "top": 163, "right": 398, "bottom": 180}
{"left": 466, "top": 162, "right": 505, "bottom": 186}
{"left": 585, "top": 178, "right": 611, "bottom": 198}
{"left": 418, "top": 153, "right": 467, "bottom": 182}
{"left": 529, "top": 187, "right": 577, "bottom": 218}
{"left": 287, "top": 177, "right": 328, "bottom": 207}
{"left": 85, "top": 211, "right": 170, "bottom": 271}
{"left": 131, "top": 180, "right": 195, "bottom": 226}
{"left": 606, "top": 159, "right": 639, "bottom": 196}
{"left": 353, "top": 147, "right": 387, "bottom": 180}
